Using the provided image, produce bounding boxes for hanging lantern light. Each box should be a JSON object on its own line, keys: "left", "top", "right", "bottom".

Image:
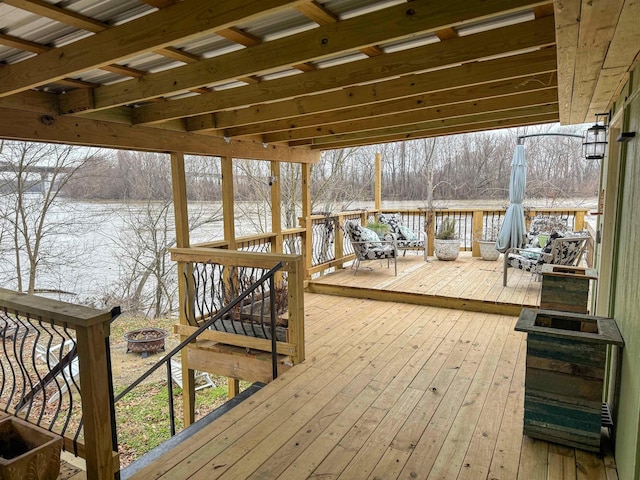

{"left": 583, "top": 113, "right": 608, "bottom": 160}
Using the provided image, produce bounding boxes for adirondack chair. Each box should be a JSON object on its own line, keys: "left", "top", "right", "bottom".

{"left": 376, "top": 213, "right": 426, "bottom": 259}
{"left": 34, "top": 340, "right": 80, "bottom": 403}
{"left": 503, "top": 232, "right": 589, "bottom": 286}
{"left": 170, "top": 358, "right": 215, "bottom": 391}
{"left": 344, "top": 220, "right": 397, "bottom": 275}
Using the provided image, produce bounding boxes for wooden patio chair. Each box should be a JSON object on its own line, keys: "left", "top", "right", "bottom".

{"left": 376, "top": 213, "right": 427, "bottom": 260}
{"left": 503, "top": 232, "right": 589, "bottom": 286}
{"left": 525, "top": 215, "right": 569, "bottom": 247}
{"left": 344, "top": 220, "right": 397, "bottom": 275}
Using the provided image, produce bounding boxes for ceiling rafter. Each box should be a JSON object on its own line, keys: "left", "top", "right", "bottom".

{"left": 0, "top": 0, "right": 245, "bottom": 100}
{"left": 311, "top": 113, "right": 559, "bottom": 150}
{"left": 303, "top": 104, "right": 559, "bottom": 147}
{"left": 11, "top": 0, "right": 634, "bottom": 157}
{"left": 226, "top": 73, "right": 558, "bottom": 138}
{"left": 0, "top": 0, "right": 307, "bottom": 97}
{"left": 54, "top": 0, "right": 548, "bottom": 113}
{"left": 263, "top": 89, "right": 558, "bottom": 143}
{"left": 2, "top": 0, "right": 198, "bottom": 69}
{"left": 210, "top": 49, "right": 557, "bottom": 134}
{"left": 130, "top": 15, "right": 556, "bottom": 126}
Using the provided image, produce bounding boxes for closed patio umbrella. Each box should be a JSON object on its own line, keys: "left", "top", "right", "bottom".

{"left": 496, "top": 144, "right": 527, "bottom": 253}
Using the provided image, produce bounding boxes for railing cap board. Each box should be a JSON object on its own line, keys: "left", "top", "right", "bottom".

{"left": 282, "top": 227, "right": 306, "bottom": 235}
{"left": 170, "top": 247, "right": 302, "bottom": 272}
{"left": 0, "top": 288, "right": 114, "bottom": 328}
{"left": 237, "top": 232, "right": 278, "bottom": 243}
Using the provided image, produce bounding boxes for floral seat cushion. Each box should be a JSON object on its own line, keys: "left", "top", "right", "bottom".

{"left": 507, "top": 231, "right": 588, "bottom": 273}
{"left": 526, "top": 216, "right": 569, "bottom": 246}
{"left": 377, "top": 213, "right": 425, "bottom": 248}
{"left": 344, "top": 221, "right": 395, "bottom": 257}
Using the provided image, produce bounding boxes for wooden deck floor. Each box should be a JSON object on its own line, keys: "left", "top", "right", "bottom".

{"left": 127, "top": 293, "right": 616, "bottom": 480}
{"left": 308, "top": 252, "right": 542, "bottom": 315}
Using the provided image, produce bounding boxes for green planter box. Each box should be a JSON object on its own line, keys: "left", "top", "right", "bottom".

{"left": 515, "top": 308, "right": 623, "bottom": 452}
{"left": 540, "top": 265, "right": 597, "bottom": 314}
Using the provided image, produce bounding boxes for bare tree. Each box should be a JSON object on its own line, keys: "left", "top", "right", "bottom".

{"left": 105, "top": 152, "right": 222, "bottom": 317}
{"left": 0, "top": 140, "right": 100, "bottom": 294}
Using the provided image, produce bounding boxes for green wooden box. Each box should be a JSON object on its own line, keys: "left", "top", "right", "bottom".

{"left": 515, "top": 308, "right": 623, "bottom": 452}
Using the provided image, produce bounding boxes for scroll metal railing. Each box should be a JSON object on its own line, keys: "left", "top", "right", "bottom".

{"left": 114, "top": 262, "right": 285, "bottom": 437}
{"left": 0, "top": 289, "right": 119, "bottom": 480}
{"left": 304, "top": 207, "right": 589, "bottom": 277}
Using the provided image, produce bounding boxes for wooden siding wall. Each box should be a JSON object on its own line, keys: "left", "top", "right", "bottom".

{"left": 609, "top": 67, "right": 640, "bottom": 480}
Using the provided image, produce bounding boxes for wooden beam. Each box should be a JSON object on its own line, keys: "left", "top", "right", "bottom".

{"left": 62, "top": 0, "right": 550, "bottom": 113}
{"left": 587, "top": 0, "right": 640, "bottom": 119}
{"left": 0, "top": 90, "right": 59, "bottom": 114}
{"left": 215, "top": 27, "right": 262, "bottom": 47}
{"left": 2, "top": 0, "right": 199, "bottom": 77}
{"left": 0, "top": 108, "right": 320, "bottom": 163}
{"left": 265, "top": 88, "right": 558, "bottom": 142}
{"left": 375, "top": 153, "right": 382, "bottom": 211}
{"left": 209, "top": 48, "right": 557, "bottom": 132}
{"left": 554, "top": 0, "right": 581, "bottom": 124}
{"left": 307, "top": 106, "right": 559, "bottom": 149}
{"left": 221, "top": 156, "right": 236, "bottom": 250}
{"left": 294, "top": 1, "right": 339, "bottom": 24}
{"left": 133, "top": 15, "right": 557, "bottom": 125}
{"left": 170, "top": 151, "right": 196, "bottom": 425}
{"left": 569, "top": 0, "right": 624, "bottom": 123}
{"left": 301, "top": 163, "right": 312, "bottom": 280}
{"left": 226, "top": 72, "right": 558, "bottom": 137}
{"left": 271, "top": 161, "right": 283, "bottom": 254}
{"left": 312, "top": 115, "right": 559, "bottom": 150}
{"left": 0, "top": 0, "right": 306, "bottom": 97}
{"left": 3, "top": 0, "right": 108, "bottom": 33}
{"left": 0, "top": 32, "right": 49, "bottom": 54}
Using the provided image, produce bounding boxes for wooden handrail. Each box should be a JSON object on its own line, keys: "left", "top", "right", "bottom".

{"left": 170, "top": 246, "right": 301, "bottom": 271}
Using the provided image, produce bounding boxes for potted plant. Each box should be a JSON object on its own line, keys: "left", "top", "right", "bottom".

{"left": 475, "top": 218, "right": 502, "bottom": 261}
{"left": 434, "top": 217, "right": 460, "bottom": 261}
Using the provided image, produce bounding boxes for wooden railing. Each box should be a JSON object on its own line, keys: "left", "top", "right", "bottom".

{"left": 0, "top": 289, "right": 119, "bottom": 480}
{"left": 170, "top": 247, "right": 305, "bottom": 369}
{"left": 302, "top": 207, "right": 589, "bottom": 278}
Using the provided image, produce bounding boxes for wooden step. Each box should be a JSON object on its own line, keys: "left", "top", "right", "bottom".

{"left": 186, "top": 340, "right": 292, "bottom": 384}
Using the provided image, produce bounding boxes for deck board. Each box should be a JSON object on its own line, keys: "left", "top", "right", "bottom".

{"left": 127, "top": 293, "right": 615, "bottom": 480}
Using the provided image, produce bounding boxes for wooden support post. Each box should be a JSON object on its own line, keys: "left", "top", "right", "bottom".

{"left": 228, "top": 378, "right": 240, "bottom": 399}
{"left": 335, "top": 213, "right": 345, "bottom": 270}
{"left": 574, "top": 210, "right": 586, "bottom": 231}
{"left": 427, "top": 210, "right": 435, "bottom": 256}
{"left": 472, "top": 210, "right": 484, "bottom": 257}
{"left": 221, "top": 156, "right": 241, "bottom": 395}
{"left": 75, "top": 320, "right": 116, "bottom": 479}
{"left": 170, "top": 152, "right": 196, "bottom": 426}
{"left": 221, "top": 156, "right": 236, "bottom": 250}
{"left": 271, "top": 161, "right": 283, "bottom": 254}
{"left": 287, "top": 255, "right": 305, "bottom": 364}
{"left": 374, "top": 152, "right": 382, "bottom": 212}
{"left": 302, "top": 163, "right": 312, "bottom": 280}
